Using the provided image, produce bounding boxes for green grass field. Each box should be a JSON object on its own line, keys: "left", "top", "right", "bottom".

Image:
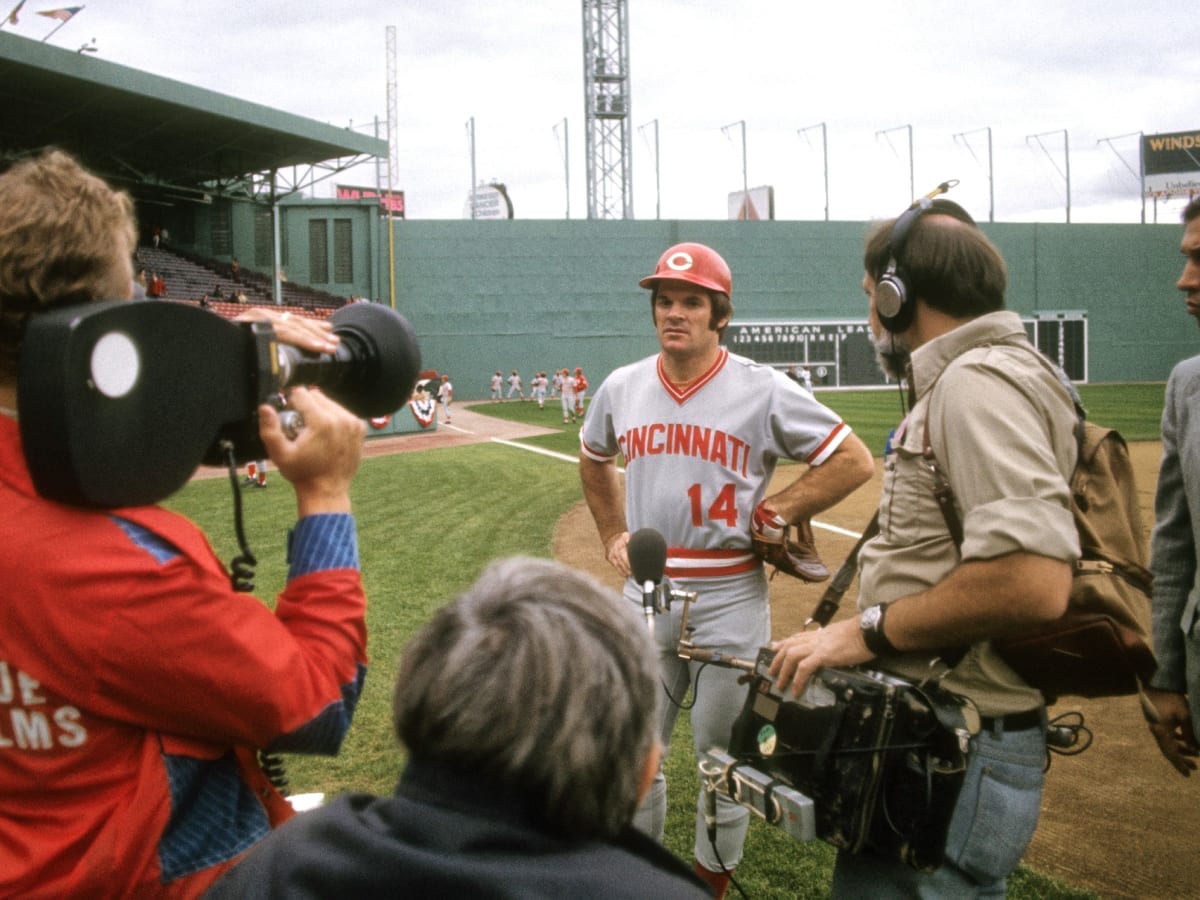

{"left": 166, "top": 383, "right": 1164, "bottom": 899}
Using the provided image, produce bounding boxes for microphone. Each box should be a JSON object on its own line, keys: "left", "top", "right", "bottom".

{"left": 627, "top": 527, "right": 667, "bottom": 633}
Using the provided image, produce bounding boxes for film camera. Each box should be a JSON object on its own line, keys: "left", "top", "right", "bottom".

{"left": 18, "top": 299, "right": 420, "bottom": 508}
{"left": 695, "top": 647, "right": 975, "bottom": 872}
{"left": 633, "top": 526, "right": 977, "bottom": 871}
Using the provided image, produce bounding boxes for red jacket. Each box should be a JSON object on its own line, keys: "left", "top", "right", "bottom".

{"left": 0, "top": 416, "right": 367, "bottom": 898}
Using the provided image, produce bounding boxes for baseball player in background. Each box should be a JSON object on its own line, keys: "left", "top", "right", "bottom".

{"left": 573, "top": 366, "right": 589, "bottom": 418}
{"left": 490, "top": 370, "right": 503, "bottom": 402}
{"left": 506, "top": 368, "right": 525, "bottom": 401}
{"left": 579, "top": 242, "right": 874, "bottom": 897}
{"left": 436, "top": 373, "right": 453, "bottom": 424}
{"left": 531, "top": 371, "right": 549, "bottom": 409}
{"left": 561, "top": 367, "right": 578, "bottom": 424}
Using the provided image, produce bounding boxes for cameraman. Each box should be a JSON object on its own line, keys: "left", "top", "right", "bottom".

{"left": 0, "top": 149, "right": 369, "bottom": 897}
{"left": 770, "top": 199, "right": 1079, "bottom": 896}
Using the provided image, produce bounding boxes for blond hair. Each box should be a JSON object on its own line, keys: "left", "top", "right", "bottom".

{"left": 0, "top": 149, "right": 137, "bottom": 377}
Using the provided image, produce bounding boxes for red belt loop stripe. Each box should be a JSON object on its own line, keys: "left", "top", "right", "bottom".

{"left": 664, "top": 547, "right": 760, "bottom": 579}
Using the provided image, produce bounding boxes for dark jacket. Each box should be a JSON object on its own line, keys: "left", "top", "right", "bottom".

{"left": 206, "top": 757, "right": 710, "bottom": 899}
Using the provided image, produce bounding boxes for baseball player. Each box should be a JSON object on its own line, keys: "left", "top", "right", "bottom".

{"left": 506, "top": 368, "right": 525, "bottom": 401}
{"left": 560, "top": 368, "right": 578, "bottom": 424}
{"left": 531, "top": 371, "right": 549, "bottom": 409}
{"left": 436, "top": 373, "right": 453, "bottom": 424}
{"left": 578, "top": 242, "right": 874, "bottom": 898}
{"left": 573, "top": 366, "right": 589, "bottom": 417}
{"left": 490, "top": 370, "right": 503, "bottom": 402}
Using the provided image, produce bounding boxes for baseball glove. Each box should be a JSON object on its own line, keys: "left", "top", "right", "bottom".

{"left": 751, "top": 502, "right": 830, "bottom": 583}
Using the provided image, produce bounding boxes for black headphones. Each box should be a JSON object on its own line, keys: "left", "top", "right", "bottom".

{"left": 875, "top": 180, "right": 963, "bottom": 333}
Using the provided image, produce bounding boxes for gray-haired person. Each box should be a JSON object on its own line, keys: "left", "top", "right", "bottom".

{"left": 207, "top": 557, "right": 710, "bottom": 898}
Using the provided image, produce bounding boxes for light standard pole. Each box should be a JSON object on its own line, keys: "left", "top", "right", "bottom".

{"left": 953, "top": 126, "right": 994, "bottom": 222}
{"left": 553, "top": 118, "right": 570, "bottom": 219}
{"left": 797, "top": 122, "right": 829, "bottom": 221}
{"left": 1098, "top": 131, "right": 1146, "bottom": 224}
{"left": 638, "top": 119, "right": 661, "bottom": 219}
{"left": 466, "top": 116, "right": 477, "bottom": 220}
{"left": 876, "top": 124, "right": 914, "bottom": 202}
{"left": 1027, "top": 129, "right": 1071, "bottom": 223}
{"left": 721, "top": 119, "right": 748, "bottom": 210}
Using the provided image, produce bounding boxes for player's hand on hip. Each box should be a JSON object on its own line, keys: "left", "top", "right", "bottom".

{"left": 260, "top": 386, "right": 365, "bottom": 515}
{"left": 604, "top": 531, "right": 632, "bottom": 579}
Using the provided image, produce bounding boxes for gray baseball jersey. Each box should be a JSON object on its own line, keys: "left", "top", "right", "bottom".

{"left": 581, "top": 347, "right": 850, "bottom": 581}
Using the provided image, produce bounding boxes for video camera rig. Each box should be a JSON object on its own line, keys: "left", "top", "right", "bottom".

{"left": 656, "top": 582, "right": 973, "bottom": 872}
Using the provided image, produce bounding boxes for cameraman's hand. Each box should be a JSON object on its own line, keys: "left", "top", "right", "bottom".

{"left": 235, "top": 308, "right": 339, "bottom": 355}
{"left": 768, "top": 618, "right": 872, "bottom": 698}
{"left": 259, "top": 387, "right": 364, "bottom": 516}
{"left": 1144, "top": 688, "right": 1199, "bottom": 777}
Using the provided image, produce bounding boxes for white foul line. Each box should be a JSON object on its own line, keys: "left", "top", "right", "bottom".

{"left": 488, "top": 437, "right": 863, "bottom": 541}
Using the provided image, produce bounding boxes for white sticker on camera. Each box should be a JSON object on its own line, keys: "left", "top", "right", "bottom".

{"left": 90, "top": 331, "right": 140, "bottom": 398}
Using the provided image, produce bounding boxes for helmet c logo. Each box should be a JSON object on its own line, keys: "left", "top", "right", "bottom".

{"left": 665, "top": 251, "right": 694, "bottom": 272}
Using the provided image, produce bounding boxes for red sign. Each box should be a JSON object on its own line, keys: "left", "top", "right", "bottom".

{"left": 336, "top": 185, "right": 406, "bottom": 217}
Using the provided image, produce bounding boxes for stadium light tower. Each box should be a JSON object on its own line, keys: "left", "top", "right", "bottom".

{"left": 582, "top": 0, "right": 633, "bottom": 219}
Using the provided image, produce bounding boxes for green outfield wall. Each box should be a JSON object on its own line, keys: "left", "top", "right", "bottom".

{"left": 383, "top": 219, "right": 1187, "bottom": 400}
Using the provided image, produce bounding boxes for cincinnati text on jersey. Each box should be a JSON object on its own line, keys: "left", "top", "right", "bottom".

{"left": 618, "top": 422, "right": 751, "bottom": 478}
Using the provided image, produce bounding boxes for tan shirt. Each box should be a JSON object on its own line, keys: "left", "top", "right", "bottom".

{"left": 857, "top": 311, "right": 1080, "bottom": 715}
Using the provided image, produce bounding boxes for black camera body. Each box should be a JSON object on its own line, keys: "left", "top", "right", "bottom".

{"left": 18, "top": 300, "right": 419, "bottom": 508}
{"left": 723, "top": 649, "right": 973, "bottom": 872}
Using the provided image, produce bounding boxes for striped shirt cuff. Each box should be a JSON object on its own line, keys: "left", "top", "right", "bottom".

{"left": 288, "top": 514, "right": 359, "bottom": 578}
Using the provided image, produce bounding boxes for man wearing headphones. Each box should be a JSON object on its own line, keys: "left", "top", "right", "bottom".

{"left": 770, "top": 195, "right": 1080, "bottom": 896}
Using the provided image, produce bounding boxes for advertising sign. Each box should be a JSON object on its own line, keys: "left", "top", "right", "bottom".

{"left": 1143, "top": 131, "right": 1200, "bottom": 197}
{"left": 336, "top": 185, "right": 406, "bottom": 217}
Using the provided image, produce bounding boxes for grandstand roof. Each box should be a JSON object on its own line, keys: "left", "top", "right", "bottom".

{"left": 0, "top": 31, "right": 386, "bottom": 196}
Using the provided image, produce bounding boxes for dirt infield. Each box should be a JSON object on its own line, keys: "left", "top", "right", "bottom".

{"left": 219, "top": 406, "right": 1193, "bottom": 898}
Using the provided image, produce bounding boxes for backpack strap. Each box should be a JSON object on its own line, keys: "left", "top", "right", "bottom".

{"left": 806, "top": 512, "right": 879, "bottom": 628}
{"left": 922, "top": 417, "right": 964, "bottom": 548}
{"left": 920, "top": 340, "right": 1083, "bottom": 552}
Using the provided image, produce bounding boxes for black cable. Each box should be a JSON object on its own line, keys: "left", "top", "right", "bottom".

{"left": 220, "top": 441, "right": 289, "bottom": 796}
{"left": 703, "top": 773, "right": 749, "bottom": 900}
{"left": 1044, "top": 710, "right": 1093, "bottom": 771}
{"left": 221, "top": 440, "right": 257, "bottom": 594}
{"left": 661, "top": 660, "right": 713, "bottom": 711}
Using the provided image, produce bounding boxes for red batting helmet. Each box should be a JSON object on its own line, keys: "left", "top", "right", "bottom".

{"left": 639, "top": 242, "right": 732, "bottom": 296}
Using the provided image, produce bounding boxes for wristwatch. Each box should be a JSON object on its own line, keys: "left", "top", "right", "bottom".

{"left": 859, "top": 604, "right": 897, "bottom": 656}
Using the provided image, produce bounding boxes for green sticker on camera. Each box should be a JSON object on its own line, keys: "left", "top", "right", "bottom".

{"left": 757, "top": 724, "right": 777, "bottom": 756}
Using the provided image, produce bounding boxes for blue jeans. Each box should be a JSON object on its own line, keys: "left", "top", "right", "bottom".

{"left": 831, "top": 715, "right": 1046, "bottom": 899}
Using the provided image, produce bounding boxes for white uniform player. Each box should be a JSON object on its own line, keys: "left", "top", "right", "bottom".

{"left": 573, "top": 367, "right": 588, "bottom": 417}
{"left": 579, "top": 242, "right": 873, "bottom": 897}
{"left": 490, "top": 371, "right": 503, "bottom": 401}
{"left": 436, "top": 374, "right": 453, "bottom": 423}
{"left": 531, "top": 371, "right": 548, "bottom": 408}
{"left": 506, "top": 369, "right": 525, "bottom": 400}
{"left": 560, "top": 368, "right": 578, "bottom": 423}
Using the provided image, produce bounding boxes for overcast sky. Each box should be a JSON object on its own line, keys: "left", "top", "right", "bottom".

{"left": 9, "top": 1, "right": 1200, "bottom": 223}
